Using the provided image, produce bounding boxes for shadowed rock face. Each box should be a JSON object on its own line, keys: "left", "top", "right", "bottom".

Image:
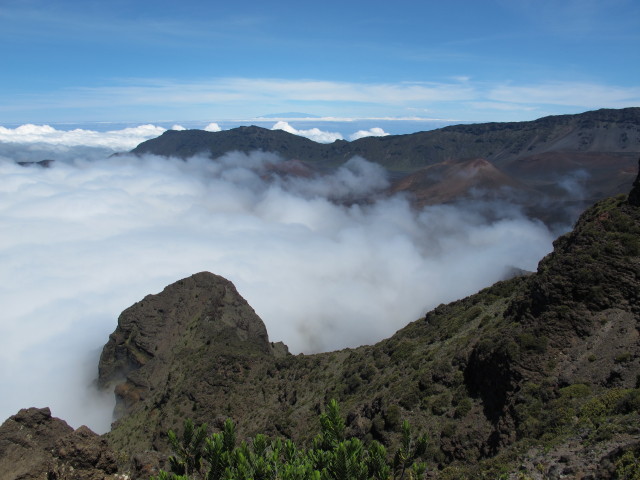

{"left": 98, "top": 272, "right": 278, "bottom": 419}
{"left": 464, "top": 185, "right": 640, "bottom": 452}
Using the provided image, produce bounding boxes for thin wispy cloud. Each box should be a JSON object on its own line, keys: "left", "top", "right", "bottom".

{"left": 3, "top": 77, "right": 638, "bottom": 124}
{"left": 488, "top": 82, "right": 640, "bottom": 108}
{"left": 1, "top": 0, "right": 637, "bottom": 124}
{"left": 72, "top": 78, "right": 477, "bottom": 107}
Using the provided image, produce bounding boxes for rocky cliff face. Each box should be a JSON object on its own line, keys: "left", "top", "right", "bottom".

{"left": 98, "top": 272, "right": 283, "bottom": 420}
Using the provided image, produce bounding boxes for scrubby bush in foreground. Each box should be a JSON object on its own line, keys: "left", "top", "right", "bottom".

{"left": 152, "top": 399, "right": 428, "bottom": 480}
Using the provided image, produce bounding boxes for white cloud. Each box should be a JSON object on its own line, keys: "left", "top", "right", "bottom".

{"left": 2, "top": 78, "right": 476, "bottom": 113}
{"left": 171, "top": 124, "right": 186, "bottom": 131}
{"left": 204, "top": 122, "right": 222, "bottom": 132}
{"left": 467, "top": 101, "right": 539, "bottom": 112}
{"left": 0, "top": 137, "right": 555, "bottom": 434}
{"left": 271, "top": 121, "right": 343, "bottom": 143}
{"left": 0, "top": 123, "right": 165, "bottom": 150}
{"left": 348, "top": 127, "right": 390, "bottom": 141}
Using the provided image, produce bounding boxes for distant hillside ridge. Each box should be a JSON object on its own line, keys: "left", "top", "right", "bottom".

{"left": 131, "top": 108, "right": 640, "bottom": 226}
{"left": 132, "top": 108, "right": 640, "bottom": 170}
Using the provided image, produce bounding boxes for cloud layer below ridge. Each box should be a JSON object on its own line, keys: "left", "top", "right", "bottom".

{"left": 0, "top": 130, "right": 555, "bottom": 434}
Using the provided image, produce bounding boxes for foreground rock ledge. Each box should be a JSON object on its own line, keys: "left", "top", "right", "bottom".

{"left": 0, "top": 407, "right": 118, "bottom": 480}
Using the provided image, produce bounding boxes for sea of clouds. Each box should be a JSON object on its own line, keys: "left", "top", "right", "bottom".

{"left": 0, "top": 123, "right": 556, "bottom": 434}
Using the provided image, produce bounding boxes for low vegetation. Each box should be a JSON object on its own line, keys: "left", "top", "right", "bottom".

{"left": 152, "top": 400, "right": 429, "bottom": 480}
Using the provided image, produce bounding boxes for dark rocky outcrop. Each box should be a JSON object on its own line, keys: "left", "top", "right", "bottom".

{"left": 0, "top": 407, "right": 72, "bottom": 479}
{"left": 98, "top": 272, "right": 280, "bottom": 420}
{"left": 0, "top": 407, "right": 118, "bottom": 480}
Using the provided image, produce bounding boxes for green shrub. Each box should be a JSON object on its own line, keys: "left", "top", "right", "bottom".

{"left": 454, "top": 397, "right": 473, "bottom": 419}
{"left": 559, "top": 383, "right": 591, "bottom": 399}
{"left": 615, "top": 448, "right": 640, "bottom": 480}
{"left": 383, "top": 404, "right": 401, "bottom": 431}
{"left": 152, "top": 400, "right": 429, "bottom": 480}
{"left": 517, "top": 333, "right": 548, "bottom": 353}
{"left": 615, "top": 352, "right": 632, "bottom": 364}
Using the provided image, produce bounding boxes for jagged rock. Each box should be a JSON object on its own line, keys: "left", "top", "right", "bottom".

{"left": 99, "top": 272, "right": 287, "bottom": 453}
{"left": 55, "top": 425, "right": 118, "bottom": 474}
{"left": 0, "top": 407, "right": 72, "bottom": 479}
{"left": 99, "top": 271, "right": 277, "bottom": 418}
{"left": 0, "top": 407, "right": 120, "bottom": 480}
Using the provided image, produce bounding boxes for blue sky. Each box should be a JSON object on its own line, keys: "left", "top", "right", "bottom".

{"left": 1, "top": 0, "right": 639, "bottom": 125}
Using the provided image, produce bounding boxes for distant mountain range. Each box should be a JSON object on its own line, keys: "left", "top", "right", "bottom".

{"left": 132, "top": 108, "right": 640, "bottom": 226}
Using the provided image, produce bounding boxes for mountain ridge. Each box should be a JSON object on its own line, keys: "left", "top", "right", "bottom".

{"left": 131, "top": 107, "right": 640, "bottom": 226}
{"left": 132, "top": 108, "right": 640, "bottom": 168}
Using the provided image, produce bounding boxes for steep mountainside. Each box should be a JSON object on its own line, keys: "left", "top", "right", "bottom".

{"left": 89, "top": 178, "right": 640, "bottom": 478}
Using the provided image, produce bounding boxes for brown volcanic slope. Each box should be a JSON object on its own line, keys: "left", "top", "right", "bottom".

{"left": 390, "top": 158, "right": 530, "bottom": 206}
{"left": 91, "top": 181, "right": 640, "bottom": 478}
